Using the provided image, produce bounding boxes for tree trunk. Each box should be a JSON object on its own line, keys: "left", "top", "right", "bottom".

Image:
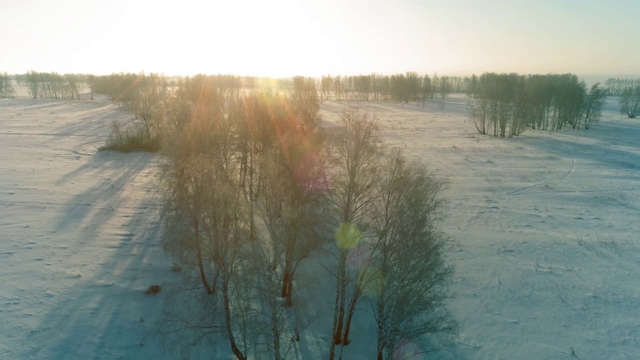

{"left": 281, "top": 272, "right": 290, "bottom": 298}
{"left": 248, "top": 148, "right": 255, "bottom": 240}
{"left": 223, "top": 281, "right": 247, "bottom": 360}
{"left": 272, "top": 310, "right": 281, "bottom": 360}
{"left": 328, "top": 251, "right": 347, "bottom": 360}
{"left": 282, "top": 228, "right": 296, "bottom": 307}
{"left": 342, "top": 285, "right": 362, "bottom": 345}
{"left": 334, "top": 251, "right": 347, "bottom": 345}
{"left": 285, "top": 272, "right": 293, "bottom": 307}
{"left": 376, "top": 299, "right": 386, "bottom": 360}
{"left": 194, "top": 221, "right": 214, "bottom": 295}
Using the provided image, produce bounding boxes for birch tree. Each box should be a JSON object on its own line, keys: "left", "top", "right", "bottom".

{"left": 620, "top": 85, "right": 640, "bottom": 118}
{"left": 328, "top": 110, "right": 381, "bottom": 360}
{"left": 371, "top": 149, "right": 455, "bottom": 359}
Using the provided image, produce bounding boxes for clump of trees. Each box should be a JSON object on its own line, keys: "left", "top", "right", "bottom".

{"left": 93, "top": 73, "right": 324, "bottom": 153}
{"left": 154, "top": 76, "right": 454, "bottom": 359}
{"left": 20, "top": 71, "right": 83, "bottom": 100}
{"left": 159, "top": 78, "right": 329, "bottom": 359}
{"left": 619, "top": 86, "right": 640, "bottom": 118}
{"left": 93, "top": 73, "right": 168, "bottom": 152}
{"left": 371, "top": 148, "right": 455, "bottom": 359}
{"left": 0, "top": 72, "right": 14, "bottom": 98}
{"left": 326, "top": 111, "right": 455, "bottom": 360}
{"left": 470, "top": 73, "right": 607, "bottom": 137}
{"left": 618, "top": 84, "right": 640, "bottom": 119}
{"left": 603, "top": 78, "right": 640, "bottom": 118}
{"left": 604, "top": 78, "right": 640, "bottom": 96}
{"left": 92, "top": 72, "right": 167, "bottom": 115}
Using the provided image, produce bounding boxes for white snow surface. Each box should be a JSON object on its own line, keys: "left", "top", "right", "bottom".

{"left": 1, "top": 90, "right": 639, "bottom": 359}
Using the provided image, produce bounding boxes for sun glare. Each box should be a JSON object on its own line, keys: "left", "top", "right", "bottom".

{"left": 2, "top": 0, "right": 638, "bottom": 77}
{"left": 100, "top": 0, "right": 342, "bottom": 77}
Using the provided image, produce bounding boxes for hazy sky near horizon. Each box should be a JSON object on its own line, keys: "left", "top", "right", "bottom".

{"left": 2, "top": 0, "right": 639, "bottom": 77}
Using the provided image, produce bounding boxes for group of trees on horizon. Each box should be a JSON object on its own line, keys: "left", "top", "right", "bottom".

{"left": 88, "top": 71, "right": 464, "bottom": 104}
{"left": 319, "top": 73, "right": 463, "bottom": 103}
{"left": 4, "top": 70, "right": 640, "bottom": 112}
{"left": 17, "top": 71, "right": 83, "bottom": 100}
{"left": 3, "top": 70, "right": 640, "bottom": 136}
{"left": 2, "top": 70, "right": 469, "bottom": 105}
{"left": 469, "top": 73, "right": 608, "bottom": 137}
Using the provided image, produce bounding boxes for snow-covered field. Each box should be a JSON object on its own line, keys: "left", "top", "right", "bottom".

{"left": 1, "top": 90, "right": 639, "bottom": 359}
{"left": 0, "top": 95, "right": 174, "bottom": 359}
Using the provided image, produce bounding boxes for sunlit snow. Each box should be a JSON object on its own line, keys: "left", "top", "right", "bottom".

{"left": 1, "top": 87, "right": 638, "bottom": 359}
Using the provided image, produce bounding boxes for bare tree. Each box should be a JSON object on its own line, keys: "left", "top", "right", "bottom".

{"left": 619, "top": 85, "right": 640, "bottom": 118}
{"left": 327, "top": 110, "right": 381, "bottom": 359}
{"left": 582, "top": 83, "right": 607, "bottom": 129}
{"left": 421, "top": 74, "right": 432, "bottom": 101}
{"left": 64, "top": 74, "right": 79, "bottom": 100}
{"left": 405, "top": 72, "right": 420, "bottom": 102}
{"left": 159, "top": 80, "right": 330, "bottom": 359}
{"left": 321, "top": 75, "right": 333, "bottom": 100}
{"left": 231, "top": 91, "right": 328, "bottom": 309}
{"left": 86, "top": 74, "right": 95, "bottom": 100}
{"left": 471, "top": 97, "right": 489, "bottom": 135}
{"left": 0, "top": 72, "right": 14, "bottom": 98}
{"left": 291, "top": 76, "right": 320, "bottom": 130}
{"left": 333, "top": 76, "right": 343, "bottom": 101}
{"left": 437, "top": 76, "right": 452, "bottom": 108}
{"left": 371, "top": 149, "right": 456, "bottom": 359}
{"left": 160, "top": 83, "right": 251, "bottom": 359}
{"left": 258, "top": 137, "right": 329, "bottom": 308}
{"left": 134, "top": 73, "right": 167, "bottom": 138}
{"left": 25, "top": 71, "right": 39, "bottom": 99}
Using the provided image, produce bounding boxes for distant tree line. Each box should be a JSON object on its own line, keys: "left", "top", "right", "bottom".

{"left": 89, "top": 71, "right": 469, "bottom": 109}
{"left": 14, "top": 71, "right": 640, "bottom": 123}
{"left": 0, "top": 72, "right": 14, "bottom": 98}
{"left": 606, "top": 78, "right": 640, "bottom": 118}
{"left": 18, "top": 71, "right": 83, "bottom": 100}
{"left": 14, "top": 70, "right": 475, "bottom": 108}
{"left": 604, "top": 78, "right": 640, "bottom": 96}
{"left": 470, "top": 73, "right": 607, "bottom": 137}
{"left": 319, "top": 73, "right": 466, "bottom": 103}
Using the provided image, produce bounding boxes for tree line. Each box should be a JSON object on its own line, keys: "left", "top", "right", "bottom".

{"left": 16, "top": 70, "right": 639, "bottom": 141}
{"left": 89, "top": 71, "right": 468, "bottom": 105}
{"left": 470, "top": 73, "right": 607, "bottom": 137}
{"left": 146, "top": 76, "right": 455, "bottom": 359}
{"left": 10, "top": 71, "right": 640, "bottom": 122}
{"left": 319, "top": 73, "right": 467, "bottom": 103}
{"left": 17, "top": 71, "right": 83, "bottom": 100}
{"left": 604, "top": 78, "right": 640, "bottom": 96}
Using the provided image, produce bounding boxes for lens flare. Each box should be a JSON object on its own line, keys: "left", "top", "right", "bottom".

{"left": 393, "top": 341, "right": 423, "bottom": 360}
{"left": 335, "top": 223, "right": 361, "bottom": 250}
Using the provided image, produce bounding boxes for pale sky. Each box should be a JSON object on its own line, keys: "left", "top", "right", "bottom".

{"left": 2, "top": 0, "right": 639, "bottom": 77}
